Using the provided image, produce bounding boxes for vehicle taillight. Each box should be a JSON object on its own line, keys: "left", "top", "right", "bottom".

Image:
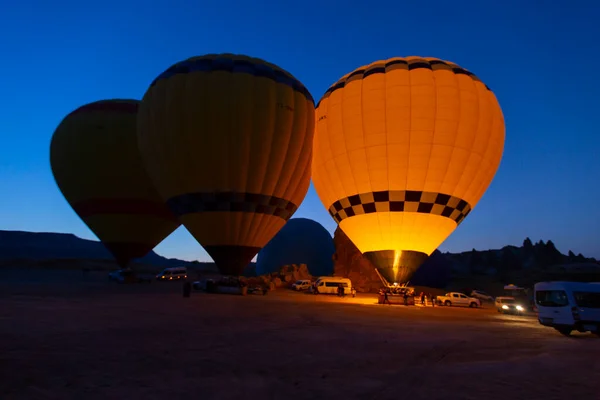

{"left": 571, "top": 306, "right": 581, "bottom": 321}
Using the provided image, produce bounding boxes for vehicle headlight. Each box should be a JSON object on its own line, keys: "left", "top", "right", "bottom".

{"left": 502, "top": 305, "right": 509, "bottom": 310}
{"left": 516, "top": 305, "right": 524, "bottom": 311}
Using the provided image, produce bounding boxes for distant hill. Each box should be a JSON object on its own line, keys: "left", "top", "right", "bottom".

{"left": 0, "top": 230, "right": 597, "bottom": 286}
{"left": 0, "top": 230, "right": 215, "bottom": 270}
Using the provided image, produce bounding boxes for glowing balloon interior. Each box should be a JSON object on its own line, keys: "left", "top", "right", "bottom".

{"left": 138, "top": 54, "right": 315, "bottom": 276}
{"left": 312, "top": 56, "right": 505, "bottom": 284}
{"left": 50, "top": 100, "right": 180, "bottom": 268}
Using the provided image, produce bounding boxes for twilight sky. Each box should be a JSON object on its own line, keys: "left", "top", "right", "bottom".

{"left": 1, "top": 0, "right": 599, "bottom": 260}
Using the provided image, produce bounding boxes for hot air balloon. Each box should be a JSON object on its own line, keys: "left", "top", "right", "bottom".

{"left": 50, "top": 99, "right": 180, "bottom": 268}
{"left": 137, "top": 54, "right": 315, "bottom": 276}
{"left": 312, "top": 56, "right": 505, "bottom": 285}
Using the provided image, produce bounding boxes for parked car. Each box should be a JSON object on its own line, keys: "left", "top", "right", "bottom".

{"left": 292, "top": 280, "right": 311, "bottom": 291}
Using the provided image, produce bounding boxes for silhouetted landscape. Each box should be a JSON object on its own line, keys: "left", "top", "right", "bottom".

{"left": 1, "top": 230, "right": 597, "bottom": 291}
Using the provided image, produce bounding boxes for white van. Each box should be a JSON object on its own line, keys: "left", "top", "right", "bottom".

{"left": 314, "top": 277, "right": 352, "bottom": 295}
{"left": 156, "top": 267, "right": 188, "bottom": 281}
{"left": 534, "top": 281, "right": 600, "bottom": 336}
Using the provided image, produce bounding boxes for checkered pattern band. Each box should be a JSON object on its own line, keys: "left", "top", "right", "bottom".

{"left": 328, "top": 190, "right": 472, "bottom": 225}
{"left": 167, "top": 192, "right": 298, "bottom": 221}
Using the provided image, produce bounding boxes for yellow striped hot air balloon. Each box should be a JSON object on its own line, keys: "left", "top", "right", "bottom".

{"left": 50, "top": 99, "right": 180, "bottom": 268}
{"left": 137, "top": 53, "right": 315, "bottom": 276}
{"left": 312, "top": 56, "right": 505, "bottom": 285}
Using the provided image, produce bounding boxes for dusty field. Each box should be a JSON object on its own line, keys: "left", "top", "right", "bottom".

{"left": 1, "top": 269, "right": 599, "bottom": 400}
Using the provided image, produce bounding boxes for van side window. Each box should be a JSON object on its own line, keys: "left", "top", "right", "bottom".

{"left": 574, "top": 292, "right": 600, "bottom": 308}
{"left": 536, "top": 290, "right": 568, "bottom": 307}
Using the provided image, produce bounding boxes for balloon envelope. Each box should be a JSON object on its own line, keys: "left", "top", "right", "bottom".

{"left": 50, "top": 99, "right": 180, "bottom": 268}
{"left": 137, "top": 54, "right": 315, "bottom": 275}
{"left": 312, "top": 56, "right": 505, "bottom": 284}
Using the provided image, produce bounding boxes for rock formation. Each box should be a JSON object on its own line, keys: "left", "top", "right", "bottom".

{"left": 332, "top": 227, "right": 384, "bottom": 293}
{"left": 244, "top": 263, "right": 312, "bottom": 290}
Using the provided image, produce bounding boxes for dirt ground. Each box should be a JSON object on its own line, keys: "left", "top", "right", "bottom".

{"left": 1, "top": 269, "right": 599, "bottom": 400}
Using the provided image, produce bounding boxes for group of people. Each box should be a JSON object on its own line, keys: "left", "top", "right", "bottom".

{"left": 379, "top": 287, "right": 437, "bottom": 306}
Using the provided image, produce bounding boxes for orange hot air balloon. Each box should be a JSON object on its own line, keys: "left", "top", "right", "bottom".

{"left": 137, "top": 53, "right": 315, "bottom": 276}
{"left": 50, "top": 99, "right": 180, "bottom": 268}
{"left": 312, "top": 56, "right": 505, "bottom": 285}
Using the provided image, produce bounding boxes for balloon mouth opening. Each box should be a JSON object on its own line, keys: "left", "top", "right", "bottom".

{"left": 203, "top": 245, "right": 261, "bottom": 276}
{"left": 363, "top": 250, "right": 428, "bottom": 285}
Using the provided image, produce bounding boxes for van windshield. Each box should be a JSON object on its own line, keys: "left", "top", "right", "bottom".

{"left": 574, "top": 292, "right": 600, "bottom": 308}
{"left": 536, "top": 290, "right": 569, "bottom": 307}
{"left": 501, "top": 299, "right": 515, "bottom": 304}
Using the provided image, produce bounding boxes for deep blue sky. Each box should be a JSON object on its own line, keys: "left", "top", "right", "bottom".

{"left": 1, "top": 0, "right": 599, "bottom": 260}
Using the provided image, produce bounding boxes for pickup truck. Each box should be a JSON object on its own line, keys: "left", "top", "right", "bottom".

{"left": 437, "top": 292, "right": 481, "bottom": 308}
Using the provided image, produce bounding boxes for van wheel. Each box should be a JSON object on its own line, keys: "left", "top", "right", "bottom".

{"left": 556, "top": 327, "right": 572, "bottom": 336}
{"left": 469, "top": 302, "right": 478, "bottom": 308}
{"left": 444, "top": 300, "right": 451, "bottom": 307}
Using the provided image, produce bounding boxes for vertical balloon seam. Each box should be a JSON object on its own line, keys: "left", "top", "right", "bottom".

{"left": 462, "top": 78, "right": 487, "bottom": 208}
{"left": 438, "top": 66, "right": 463, "bottom": 209}
{"left": 466, "top": 86, "right": 488, "bottom": 208}
{"left": 382, "top": 65, "right": 391, "bottom": 249}
{"left": 338, "top": 82, "right": 359, "bottom": 210}
{"left": 405, "top": 65, "right": 415, "bottom": 246}
{"left": 236, "top": 72, "right": 252, "bottom": 246}
{"left": 275, "top": 88, "right": 299, "bottom": 211}
{"left": 321, "top": 89, "right": 342, "bottom": 215}
{"left": 374, "top": 66, "right": 386, "bottom": 246}
{"left": 422, "top": 67, "right": 439, "bottom": 205}
{"left": 249, "top": 81, "right": 282, "bottom": 244}
{"left": 234, "top": 72, "right": 252, "bottom": 246}
{"left": 250, "top": 78, "right": 280, "bottom": 247}
{"left": 225, "top": 70, "right": 237, "bottom": 246}
{"left": 249, "top": 77, "right": 277, "bottom": 247}
{"left": 172, "top": 77, "right": 188, "bottom": 215}
{"left": 359, "top": 67, "right": 369, "bottom": 199}
{"left": 323, "top": 95, "right": 339, "bottom": 221}
{"left": 460, "top": 73, "right": 482, "bottom": 203}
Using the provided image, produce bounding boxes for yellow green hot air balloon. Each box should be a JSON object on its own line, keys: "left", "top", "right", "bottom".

{"left": 137, "top": 54, "right": 315, "bottom": 276}
{"left": 50, "top": 99, "right": 180, "bottom": 268}
{"left": 312, "top": 56, "right": 505, "bottom": 285}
